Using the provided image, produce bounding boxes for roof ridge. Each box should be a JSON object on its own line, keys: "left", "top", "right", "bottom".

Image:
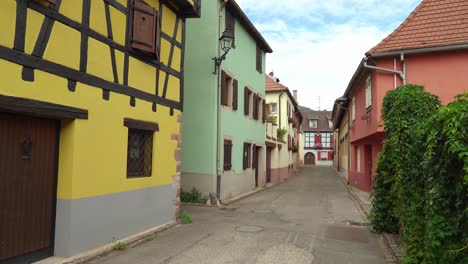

{"left": 367, "top": 0, "right": 429, "bottom": 55}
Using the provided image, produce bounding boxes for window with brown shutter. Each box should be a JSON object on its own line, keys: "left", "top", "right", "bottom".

{"left": 256, "top": 46, "right": 262, "bottom": 73}
{"left": 244, "top": 87, "right": 250, "bottom": 116}
{"left": 221, "top": 71, "right": 229, "bottom": 106}
{"left": 262, "top": 99, "right": 266, "bottom": 123}
{"left": 253, "top": 94, "right": 258, "bottom": 120}
{"left": 130, "top": 0, "right": 160, "bottom": 59}
{"left": 225, "top": 10, "right": 235, "bottom": 48}
{"left": 224, "top": 139, "right": 232, "bottom": 171}
{"left": 232, "top": 79, "right": 238, "bottom": 110}
{"left": 243, "top": 142, "right": 251, "bottom": 170}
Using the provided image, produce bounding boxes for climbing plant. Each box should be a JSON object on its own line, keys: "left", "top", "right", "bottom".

{"left": 369, "top": 141, "right": 399, "bottom": 234}
{"left": 369, "top": 85, "right": 441, "bottom": 263}
{"left": 421, "top": 93, "right": 468, "bottom": 263}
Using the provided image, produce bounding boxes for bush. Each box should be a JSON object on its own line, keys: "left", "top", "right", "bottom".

{"left": 277, "top": 128, "right": 287, "bottom": 139}
{"left": 180, "top": 187, "right": 208, "bottom": 204}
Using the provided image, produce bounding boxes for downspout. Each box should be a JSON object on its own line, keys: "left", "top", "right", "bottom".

{"left": 347, "top": 107, "right": 350, "bottom": 184}
{"left": 216, "top": 0, "right": 228, "bottom": 202}
{"left": 363, "top": 53, "right": 406, "bottom": 85}
{"left": 278, "top": 91, "right": 285, "bottom": 128}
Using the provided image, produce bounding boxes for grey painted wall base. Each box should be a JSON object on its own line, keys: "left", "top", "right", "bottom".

{"left": 181, "top": 170, "right": 256, "bottom": 201}
{"left": 54, "top": 184, "right": 176, "bottom": 257}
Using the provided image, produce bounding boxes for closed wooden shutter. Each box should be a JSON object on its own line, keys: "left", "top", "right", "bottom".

{"left": 256, "top": 46, "right": 262, "bottom": 73}
{"left": 131, "top": 0, "right": 159, "bottom": 58}
{"left": 318, "top": 151, "right": 321, "bottom": 160}
{"left": 253, "top": 94, "right": 258, "bottom": 120}
{"left": 262, "top": 99, "right": 266, "bottom": 123}
{"left": 225, "top": 10, "right": 235, "bottom": 47}
{"left": 224, "top": 139, "right": 232, "bottom": 171}
{"left": 244, "top": 87, "right": 249, "bottom": 116}
{"left": 232, "top": 79, "right": 238, "bottom": 110}
{"left": 328, "top": 151, "right": 332, "bottom": 161}
{"left": 221, "top": 71, "right": 228, "bottom": 106}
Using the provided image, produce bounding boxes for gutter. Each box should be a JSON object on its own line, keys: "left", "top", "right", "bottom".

{"left": 363, "top": 54, "right": 406, "bottom": 85}
{"left": 216, "top": 0, "right": 228, "bottom": 202}
{"left": 367, "top": 43, "right": 468, "bottom": 58}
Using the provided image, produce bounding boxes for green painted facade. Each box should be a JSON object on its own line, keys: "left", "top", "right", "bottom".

{"left": 182, "top": 0, "right": 269, "bottom": 199}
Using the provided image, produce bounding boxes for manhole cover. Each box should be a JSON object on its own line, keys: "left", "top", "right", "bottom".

{"left": 236, "top": 225, "right": 264, "bottom": 232}
{"left": 344, "top": 220, "right": 371, "bottom": 227}
{"left": 219, "top": 207, "right": 237, "bottom": 211}
{"left": 252, "top": 209, "right": 273, "bottom": 214}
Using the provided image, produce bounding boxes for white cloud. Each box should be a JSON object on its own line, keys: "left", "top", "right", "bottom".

{"left": 235, "top": 0, "right": 421, "bottom": 110}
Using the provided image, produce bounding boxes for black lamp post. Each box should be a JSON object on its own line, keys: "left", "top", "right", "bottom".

{"left": 213, "top": 30, "right": 234, "bottom": 74}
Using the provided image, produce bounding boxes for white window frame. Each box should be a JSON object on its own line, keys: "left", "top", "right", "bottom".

{"left": 321, "top": 151, "right": 328, "bottom": 160}
{"left": 351, "top": 97, "right": 356, "bottom": 121}
{"left": 328, "top": 120, "right": 333, "bottom": 128}
{"left": 365, "top": 75, "right": 372, "bottom": 109}
{"left": 270, "top": 103, "right": 277, "bottom": 114}
{"left": 309, "top": 119, "right": 317, "bottom": 128}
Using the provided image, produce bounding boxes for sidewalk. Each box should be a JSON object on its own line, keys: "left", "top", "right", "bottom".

{"left": 336, "top": 171, "right": 403, "bottom": 263}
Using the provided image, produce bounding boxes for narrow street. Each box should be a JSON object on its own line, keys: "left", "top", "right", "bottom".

{"left": 89, "top": 166, "right": 384, "bottom": 264}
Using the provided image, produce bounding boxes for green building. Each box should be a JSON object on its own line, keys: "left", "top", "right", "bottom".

{"left": 182, "top": 0, "right": 272, "bottom": 201}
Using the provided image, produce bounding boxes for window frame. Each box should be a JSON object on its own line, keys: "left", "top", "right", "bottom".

{"left": 365, "top": 75, "right": 372, "bottom": 109}
{"left": 270, "top": 103, "right": 277, "bottom": 114}
{"left": 309, "top": 119, "right": 318, "bottom": 128}
{"left": 123, "top": 118, "right": 159, "bottom": 179}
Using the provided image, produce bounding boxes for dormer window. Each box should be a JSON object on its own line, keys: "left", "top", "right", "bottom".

{"left": 328, "top": 120, "right": 333, "bottom": 128}
{"left": 309, "top": 119, "right": 317, "bottom": 128}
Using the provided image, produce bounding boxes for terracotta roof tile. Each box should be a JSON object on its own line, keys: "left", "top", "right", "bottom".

{"left": 368, "top": 0, "right": 468, "bottom": 55}
{"left": 265, "top": 75, "right": 288, "bottom": 91}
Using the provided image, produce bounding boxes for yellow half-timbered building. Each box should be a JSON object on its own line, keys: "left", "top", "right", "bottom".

{"left": 0, "top": 0, "right": 199, "bottom": 262}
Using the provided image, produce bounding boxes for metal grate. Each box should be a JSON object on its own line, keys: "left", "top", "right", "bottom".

{"left": 127, "top": 128, "right": 153, "bottom": 177}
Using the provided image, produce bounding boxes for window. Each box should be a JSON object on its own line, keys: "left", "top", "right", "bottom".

{"left": 365, "top": 75, "right": 372, "bottom": 109}
{"left": 243, "top": 142, "right": 251, "bottom": 170}
{"left": 256, "top": 46, "right": 262, "bottom": 73}
{"left": 270, "top": 103, "right": 277, "bottom": 114}
{"left": 124, "top": 118, "right": 158, "bottom": 178}
{"left": 321, "top": 133, "right": 332, "bottom": 148}
{"left": 224, "top": 139, "right": 233, "bottom": 171}
{"left": 304, "top": 132, "right": 314, "bottom": 148}
{"left": 225, "top": 10, "right": 235, "bottom": 47}
{"left": 221, "top": 71, "right": 238, "bottom": 109}
{"left": 321, "top": 151, "right": 328, "bottom": 160}
{"left": 244, "top": 87, "right": 253, "bottom": 117}
{"left": 351, "top": 97, "right": 356, "bottom": 121}
{"left": 309, "top": 119, "right": 318, "bottom": 128}
{"left": 356, "top": 145, "right": 361, "bottom": 172}
{"left": 328, "top": 120, "right": 333, "bottom": 128}
{"left": 129, "top": 0, "right": 160, "bottom": 59}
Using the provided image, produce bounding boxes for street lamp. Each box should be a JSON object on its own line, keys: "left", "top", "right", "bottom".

{"left": 213, "top": 30, "right": 234, "bottom": 74}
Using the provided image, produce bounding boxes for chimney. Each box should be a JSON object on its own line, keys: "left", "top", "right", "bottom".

{"left": 269, "top": 71, "right": 274, "bottom": 77}
{"left": 293, "top": 90, "right": 298, "bottom": 102}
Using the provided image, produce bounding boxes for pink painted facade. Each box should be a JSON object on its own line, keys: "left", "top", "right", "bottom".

{"left": 348, "top": 50, "right": 468, "bottom": 192}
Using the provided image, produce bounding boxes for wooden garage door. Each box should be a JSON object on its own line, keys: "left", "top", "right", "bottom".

{"left": 0, "top": 113, "right": 58, "bottom": 263}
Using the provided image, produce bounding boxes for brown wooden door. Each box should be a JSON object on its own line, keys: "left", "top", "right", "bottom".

{"left": 304, "top": 152, "right": 315, "bottom": 165}
{"left": 0, "top": 113, "right": 58, "bottom": 263}
{"left": 266, "top": 148, "right": 272, "bottom": 183}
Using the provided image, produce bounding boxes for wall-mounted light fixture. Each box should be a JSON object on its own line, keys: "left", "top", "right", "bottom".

{"left": 213, "top": 30, "right": 234, "bottom": 74}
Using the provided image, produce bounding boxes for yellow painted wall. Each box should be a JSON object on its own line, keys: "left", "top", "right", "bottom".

{"left": 0, "top": 0, "right": 185, "bottom": 199}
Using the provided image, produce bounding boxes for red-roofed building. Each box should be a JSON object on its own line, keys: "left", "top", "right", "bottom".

{"left": 333, "top": 0, "right": 468, "bottom": 192}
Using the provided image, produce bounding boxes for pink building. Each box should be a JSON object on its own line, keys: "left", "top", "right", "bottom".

{"left": 335, "top": 0, "right": 468, "bottom": 192}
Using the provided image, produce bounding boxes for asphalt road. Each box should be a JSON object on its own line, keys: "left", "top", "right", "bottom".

{"left": 89, "top": 166, "right": 384, "bottom": 264}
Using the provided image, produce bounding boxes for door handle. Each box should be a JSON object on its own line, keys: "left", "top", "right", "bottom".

{"left": 21, "top": 137, "right": 32, "bottom": 160}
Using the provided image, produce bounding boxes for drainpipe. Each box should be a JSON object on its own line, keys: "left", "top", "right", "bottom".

{"left": 363, "top": 53, "right": 406, "bottom": 85}
{"left": 347, "top": 107, "right": 350, "bottom": 184}
{"left": 278, "top": 91, "right": 285, "bottom": 128}
{"left": 215, "top": 0, "right": 228, "bottom": 203}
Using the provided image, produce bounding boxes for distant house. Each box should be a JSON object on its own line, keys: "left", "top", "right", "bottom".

{"left": 181, "top": 0, "right": 273, "bottom": 201}
{"left": 300, "top": 110, "right": 334, "bottom": 166}
{"left": 333, "top": 0, "right": 468, "bottom": 192}
{"left": 264, "top": 73, "right": 302, "bottom": 184}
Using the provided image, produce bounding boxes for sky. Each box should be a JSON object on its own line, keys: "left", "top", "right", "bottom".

{"left": 236, "top": 0, "right": 421, "bottom": 110}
